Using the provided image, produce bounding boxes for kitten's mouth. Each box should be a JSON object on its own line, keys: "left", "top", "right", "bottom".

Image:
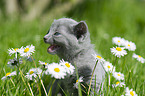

{"left": 47, "top": 44, "right": 61, "bottom": 54}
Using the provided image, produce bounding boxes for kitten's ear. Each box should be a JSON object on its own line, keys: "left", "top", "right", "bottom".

{"left": 74, "top": 21, "right": 88, "bottom": 39}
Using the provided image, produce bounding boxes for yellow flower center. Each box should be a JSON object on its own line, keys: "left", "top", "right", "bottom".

{"left": 117, "top": 73, "right": 121, "bottom": 76}
{"left": 116, "top": 47, "right": 122, "bottom": 51}
{"left": 45, "top": 63, "right": 47, "bottom": 65}
{"left": 130, "top": 91, "right": 134, "bottom": 96}
{"left": 116, "top": 81, "right": 120, "bottom": 85}
{"left": 24, "top": 48, "right": 29, "bottom": 53}
{"left": 65, "top": 63, "right": 70, "bottom": 68}
{"left": 128, "top": 44, "right": 130, "bottom": 47}
{"left": 14, "top": 48, "right": 18, "bottom": 51}
{"left": 6, "top": 72, "right": 11, "bottom": 76}
{"left": 54, "top": 68, "right": 60, "bottom": 72}
{"left": 96, "top": 55, "right": 102, "bottom": 59}
{"left": 118, "top": 40, "right": 120, "bottom": 42}
{"left": 76, "top": 80, "right": 78, "bottom": 83}
{"left": 29, "top": 71, "right": 34, "bottom": 75}
{"left": 107, "top": 65, "right": 111, "bottom": 69}
{"left": 138, "top": 55, "right": 141, "bottom": 58}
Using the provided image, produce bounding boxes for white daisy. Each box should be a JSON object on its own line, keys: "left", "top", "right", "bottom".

{"left": 7, "top": 58, "right": 23, "bottom": 67}
{"left": 132, "top": 53, "right": 145, "bottom": 63}
{"left": 112, "top": 81, "right": 125, "bottom": 87}
{"left": 25, "top": 68, "right": 42, "bottom": 80}
{"left": 39, "top": 60, "right": 48, "bottom": 68}
{"left": 8, "top": 48, "right": 22, "bottom": 58}
{"left": 103, "top": 61, "right": 115, "bottom": 73}
{"left": 8, "top": 48, "right": 19, "bottom": 56}
{"left": 125, "top": 87, "right": 137, "bottom": 96}
{"left": 110, "top": 46, "right": 127, "bottom": 58}
{"left": 113, "top": 72, "right": 124, "bottom": 81}
{"left": 92, "top": 54, "right": 105, "bottom": 62}
{"left": 73, "top": 76, "right": 83, "bottom": 89}
{"left": 112, "top": 37, "right": 126, "bottom": 46}
{"left": 124, "top": 41, "right": 136, "bottom": 51}
{"left": 25, "top": 73, "right": 37, "bottom": 81}
{"left": 1, "top": 71, "right": 16, "bottom": 80}
{"left": 59, "top": 59, "right": 75, "bottom": 75}
{"left": 45, "top": 63, "right": 66, "bottom": 79}
{"left": 19, "top": 45, "right": 35, "bottom": 57}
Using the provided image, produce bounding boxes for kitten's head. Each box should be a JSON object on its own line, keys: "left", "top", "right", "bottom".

{"left": 44, "top": 18, "right": 91, "bottom": 56}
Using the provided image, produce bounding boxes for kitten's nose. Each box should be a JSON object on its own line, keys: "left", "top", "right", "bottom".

{"left": 44, "top": 35, "right": 53, "bottom": 44}
{"left": 43, "top": 37, "right": 47, "bottom": 42}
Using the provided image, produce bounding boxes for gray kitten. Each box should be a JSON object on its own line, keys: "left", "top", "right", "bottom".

{"left": 44, "top": 18, "right": 105, "bottom": 96}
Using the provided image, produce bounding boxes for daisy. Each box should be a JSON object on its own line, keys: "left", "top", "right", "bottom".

{"left": 124, "top": 41, "right": 136, "bottom": 51}
{"left": 7, "top": 58, "right": 23, "bottom": 67}
{"left": 132, "top": 53, "right": 145, "bottom": 63}
{"left": 8, "top": 48, "right": 19, "bottom": 56}
{"left": 112, "top": 37, "right": 126, "bottom": 46}
{"left": 8, "top": 48, "right": 21, "bottom": 58}
{"left": 59, "top": 59, "right": 75, "bottom": 75}
{"left": 73, "top": 76, "right": 83, "bottom": 89}
{"left": 110, "top": 46, "right": 127, "bottom": 58}
{"left": 19, "top": 45, "right": 35, "bottom": 57}
{"left": 125, "top": 87, "right": 137, "bottom": 96}
{"left": 39, "top": 60, "right": 48, "bottom": 68}
{"left": 25, "top": 73, "right": 37, "bottom": 81}
{"left": 113, "top": 72, "right": 124, "bottom": 81}
{"left": 92, "top": 54, "right": 105, "bottom": 62}
{"left": 103, "top": 61, "right": 115, "bottom": 73}
{"left": 1, "top": 71, "right": 16, "bottom": 80}
{"left": 112, "top": 81, "right": 125, "bottom": 87}
{"left": 45, "top": 63, "right": 66, "bottom": 79}
{"left": 25, "top": 68, "right": 42, "bottom": 80}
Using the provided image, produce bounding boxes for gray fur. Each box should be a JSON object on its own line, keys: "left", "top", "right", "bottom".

{"left": 44, "top": 18, "right": 105, "bottom": 96}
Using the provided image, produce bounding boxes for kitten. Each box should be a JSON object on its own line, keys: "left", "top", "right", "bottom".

{"left": 44, "top": 18, "right": 105, "bottom": 96}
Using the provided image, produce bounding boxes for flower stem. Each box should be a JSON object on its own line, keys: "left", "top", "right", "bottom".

{"left": 74, "top": 63, "right": 82, "bottom": 96}
{"left": 113, "top": 56, "right": 118, "bottom": 66}
{"left": 19, "top": 68, "right": 34, "bottom": 96}
{"left": 31, "top": 56, "right": 37, "bottom": 68}
{"left": 40, "top": 79, "right": 48, "bottom": 96}
{"left": 16, "top": 53, "right": 20, "bottom": 76}
{"left": 87, "top": 60, "right": 98, "bottom": 95}
{"left": 108, "top": 75, "right": 110, "bottom": 89}
{"left": 31, "top": 56, "right": 48, "bottom": 96}
{"left": 28, "top": 82, "right": 34, "bottom": 96}
{"left": 10, "top": 78, "right": 15, "bottom": 87}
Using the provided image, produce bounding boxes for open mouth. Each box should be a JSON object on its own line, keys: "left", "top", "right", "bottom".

{"left": 47, "top": 44, "right": 61, "bottom": 53}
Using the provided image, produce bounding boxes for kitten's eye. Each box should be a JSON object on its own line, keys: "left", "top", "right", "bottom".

{"left": 54, "top": 32, "right": 61, "bottom": 36}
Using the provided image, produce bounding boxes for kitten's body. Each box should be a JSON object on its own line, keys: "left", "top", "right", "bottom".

{"left": 44, "top": 18, "right": 105, "bottom": 95}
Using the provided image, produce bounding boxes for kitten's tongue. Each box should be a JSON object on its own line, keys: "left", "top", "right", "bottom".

{"left": 47, "top": 45, "right": 60, "bottom": 53}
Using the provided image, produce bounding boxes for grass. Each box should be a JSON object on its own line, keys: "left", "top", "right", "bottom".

{"left": 0, "top": 0, "right": 145, "bottom": 95}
